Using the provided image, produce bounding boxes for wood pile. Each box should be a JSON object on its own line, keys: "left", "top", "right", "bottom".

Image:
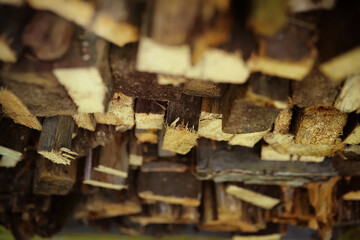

{"left": 0, "top": 0, "right": 360, "bottom": 239}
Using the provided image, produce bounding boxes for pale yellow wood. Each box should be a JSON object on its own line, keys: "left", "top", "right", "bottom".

{"left": 72, "top": 112, "right": 96, "bottom": 131}
{"left": 162, "top": 125, "right": 198, "bottom": 155}
{"left": 334, "top": 75, "right": 360, "bottom": 112}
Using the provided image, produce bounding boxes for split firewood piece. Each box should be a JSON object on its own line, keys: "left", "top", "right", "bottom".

{"left": 53, "top": 29, "right": 113, "bottom": 113}
{"left": 0, "top": 117, "right": 31, "bottom": 167}
{"left": 71, "top": 124, "right": 115, "bottom": 157}
{"left": 196, "top": 138, "right": 337, "bottom": 186}
{"left": 38, "top": 115, "right": 77, "bottom": 165}
{"left": 33, "top": 156, "right": 77, "bottom": 195}
{"left": 222, "top": 74, "right": 289, "bottom": 134}
{"left": 137, "top": 169, "right": 201, "bottom": 207}
{"left": 22, "top": 11, "right": 74, "bottom": 61}
{"left": 249, "top": 14, "right": 317, "bottom": 80}
{"left": 291, "top": 72, "right": 340, "bottom": 108}
{"left": 0, "top": 55, "right": 77, "bottom": 117}
{"left": 287, "top": 0, "right": 336, "bottom": 13}
{"left": 225, "top": 184, "right": 281, "bottom": 210}
{"left": 135, "top": 99, "right": 166, "bottom": 130}
{"left": 334, "top": 75, "right": 360, "bottom": 113}
{"left": 306, "top": 177, "right": 341, "bottom": 240}
{"left": 92, "top": 133, "right": 129, "bottom": 178}
{"left": 129, "top": 202, "right": 198, "bottom": 226}
{"left": 199, "top": 97, "right": 269, "bottom": 147}
{"left": 94, "top": 92, "right": 134, "bottom": 131}
{"left": 342, "top": 114, "right": 360, "bottom": 145}
{"left": 318, "top": 1, "right": 360, "bottom": 82}
{"left": 293, "top": 106, "right": 347, "bottom": 145}
{"left": 83, "top": 149, "right": 127, "bottom": 190}
{"left": 162, "top": 94, "right": 201, "bottom": 154}
{"left": 135, "top": 129, "right": 158, "bottom": 144}
{"left": 247, "top": 0, "right": 287, "bottom": 37}
{"left": 110, "top": 43, "right": 183, "bottom": 101}
{"left": 129, "top": 136, "right": 143, "bottom": 167}
{"left": 214, "top": 183, "right": 266, "bottom": 232}
{"left": 261, "top": 145, "right": 324, "bottom": 163}
{"left": 72, "top": 113, "right": 96, "bottom": 131}
{"left": 0, "top": 88, "right": 42, "bottom": 130}
{"left": 183, "top": 79, "right": 227, "bottom": 98}
{"left": 0, "top": 5, "right": 29, "bottom": 62}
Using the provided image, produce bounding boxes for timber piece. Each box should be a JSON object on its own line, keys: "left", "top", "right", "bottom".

{"left": 249, "top": 15, "right": 317, "bottom": 80}
{"left": 137, "top": 170, "right": 201, "bottom": 207}
{"left": 225, "top": 184, "right": 281, "bottom": 210}
{"left": 93, "top": 133, "right": 129, "bottom": 178}
{"left": 94, "top": 92, "right": 134, "bottom": 131}
{"left": 318, "top": 1, "right": 360, "bottom": 82}
{"left": 196, "top": 138, "right": 337, "bottom": 186}
{"left": 293, "top": 106, "right": 347, "bottom": 145}
{"left": 247, "top": 0, "right": 287, "bottom": 37}
{"left": 261, "top": 145, "right": 324, "bottom": 163}
{"left": 0, "top": 117, "right": 31, "bottom": 167}
{"left": 33, "top": 156, "right": 77, "bottom": 195}
{"left": 53, "top": 29, "right": 113, "bottom": 114}
{"left": 158, "top": 128, "right": 176, "bottom": 157}
{"left": 140, "top": 157, "right": 189, "bottom": 173}
{"left": 71, "top": 124, "right": 115, "bottom": 157}
{"left": 110, "top": 43, "right": 182, "bottom": 101}
{"left": 342, "top": 114, "right": 360, "bottom": 145}
{"left": 129, "top": 202, "right": 198, "bottom": 226}
{"left": 0, "top": 0, "right": 24, "bottom": 6}
{"left": 222, "top": 74, "right": 289, "bottom": 134}
{"left": 0, "top": 55, "right": 77, "bottom": 117}
{"left": 306, "top": 177, "right": 340, "bottom": 240}
{"left": 183, "top": 79, "right": 227, "bottom": 98}
{"left": 135, "top": 99, "right": 166, "bottom": 130}
{"left": 162, "top": 94, "right": 201, "bottom": 154}
{"left": 0, "top": 5, "right": 29, "bottom": 62}
{"left": 135, "top": 129, "right": 158, "bottom": 144}
{"left": 129, "top": 136, "right": 143, "bottom": 167}
{"left": 83, "top": 149, "right": 127, "bottom": 190}
{"left": 0, "top": 87, "right": 42, "bottom": 130}
{"left": 291, "top": 72, "right": 340, "bottom": 108}
{"left": 22, "top": 11, "right": 74, "bottom": 61}
{"left": 334, "top": 75, "right": 360, "bottom": 113}
{"left": 37, "top": 115, "right": 76, "bottom": 165}
{"left": 287, "top": 0, "right": 336, "bottom": 13}
{"left": 72, "top": 113, "right": 96, "bottom": 131}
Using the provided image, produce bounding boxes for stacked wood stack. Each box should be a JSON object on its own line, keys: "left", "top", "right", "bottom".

{"left": 0, "top": 0, "right": 360, "bottom": 239}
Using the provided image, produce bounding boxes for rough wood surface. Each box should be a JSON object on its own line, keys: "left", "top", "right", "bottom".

{"left": 334, "top": 75, "right": 360, "bottom": 113}
{"left": 183, "top": 79, "right": 227, "bottom": 98}
{"left": 72, "top": 113, "right": 96, "bottom": 131}
{"left": 135, "top": 99, "right": 166, "bottom": 130}
{"left": 38, "top": 115, "right": 76, "bottom": 165}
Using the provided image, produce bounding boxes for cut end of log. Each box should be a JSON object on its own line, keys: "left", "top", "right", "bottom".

{"left": 162, "top": 126, "right": 198, "bottom": 155}
{"left": 135, "top": 113, "right": 164, "bottom": 130}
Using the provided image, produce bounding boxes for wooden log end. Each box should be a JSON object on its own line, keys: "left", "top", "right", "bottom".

{"left": 162, "top": 126, "right": 198, "bottom": 155}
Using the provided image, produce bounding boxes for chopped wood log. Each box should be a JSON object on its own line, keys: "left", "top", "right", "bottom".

{"left": 72, "top": 113, "right": 96, "bottom": 131}
{"left": 53, "top": 29, "right": 113, "bottom": 113}
{"left": 0, "top": 88, "right": 42, "bottom": 130}
{"left": 162, "top": 94, "right": 201, "bottom": 154}
{"left": 71, "top": 124, "right": 115, "bottom": 157}
{"left": 225, "top": 184, "right": 281, "bottom": 210}
{"left": 222, "top": 74, "right": 289, "bottom": 134}
{"left": 110, "top": 43, "right": 183, "bottom": 101}
{"left": 196, "top": 138, "right": 337, "bottom": 186}
{"left": 287, "top": 0, "right": 336, "bottom": 13}
{"left": 135, "top": 99, "right": 166, "bottom": 130}
{"left": 0, "top": 117, "right": 31, "bottom": 167}
{"left": 318, "top": 1, "right": 360, "bottom": 82}
{"left": 247, "top": 0, "right": 287, "bottom": 37}
{"left": 135, "top": 129, "right": 158, "bottom": 144}
{"left": 94, "top": 92, "right": 134, "bottom": 131}
{"left": 1, "top": 55, "right": 77, "bottom": 117}
{"left": 129, "top": 136, "right": 143, "bottom": 167}
{"left": 261, "top": 145, "right": 324, "bottom": 163}
{"left": 129, "top": 202, "right": 198, "bottom": 226}
{"left": 291, "top": 72, "right": 340, "bottom": 108}
{"left": 293, "top": 106, "right": 347, "bottom": 145}
{"left": 33, "top": 156, "right": 77, "bottom": 195}
{"left": 22, "top": 12, "right": 74, "bottom": 61}
{"left": 249, "top": 15, "right": 317, "bottom": 80}
{"left": 137, "top": 170, "right": 201, "bottom": 207}
{"left": 183, "top": 79, "right": 227, "bottom": 98}
{"left": 83, "top": 149, "right": 127, "bottom": 190}
{"left": 38, "top": 115, "right": 76, "bottom": 165}
{"left": 93, "top": 133, "right": 129, "bottom": 178}
{"left": 0, "top": 5, "right": 29, "bottom": 62}
{"left": 334, "top": 75, "right": 360, "bottom": 113}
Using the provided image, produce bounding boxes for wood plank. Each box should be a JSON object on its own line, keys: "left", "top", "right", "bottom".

{"left": 261, "top": 145, "right": 324, "bottom": 163}
{"left": 287, "top": 0, "right": 336, "bottom": 13}
{"left": 38, "top": 115, "right": 76, "bottom": 165}
{"left": 22, "top": 11, "right": 74, "bottom": 61}
{"left": 134, "top": 99, "right": 166, "bottom": 130}
{"left": 33, "top": 156, "right": 77, "bottom": 195}
{"left": 72, "top": 113, "right": 96, "bottom": 131}
{"left": 162, "top": 94, "right": 201, "bottom": 154}
{"left": 183, "top": 79, "right": 227, "bottom": 98}
{"left": 53, "top": 29, "right": 113, "bottom": 113}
